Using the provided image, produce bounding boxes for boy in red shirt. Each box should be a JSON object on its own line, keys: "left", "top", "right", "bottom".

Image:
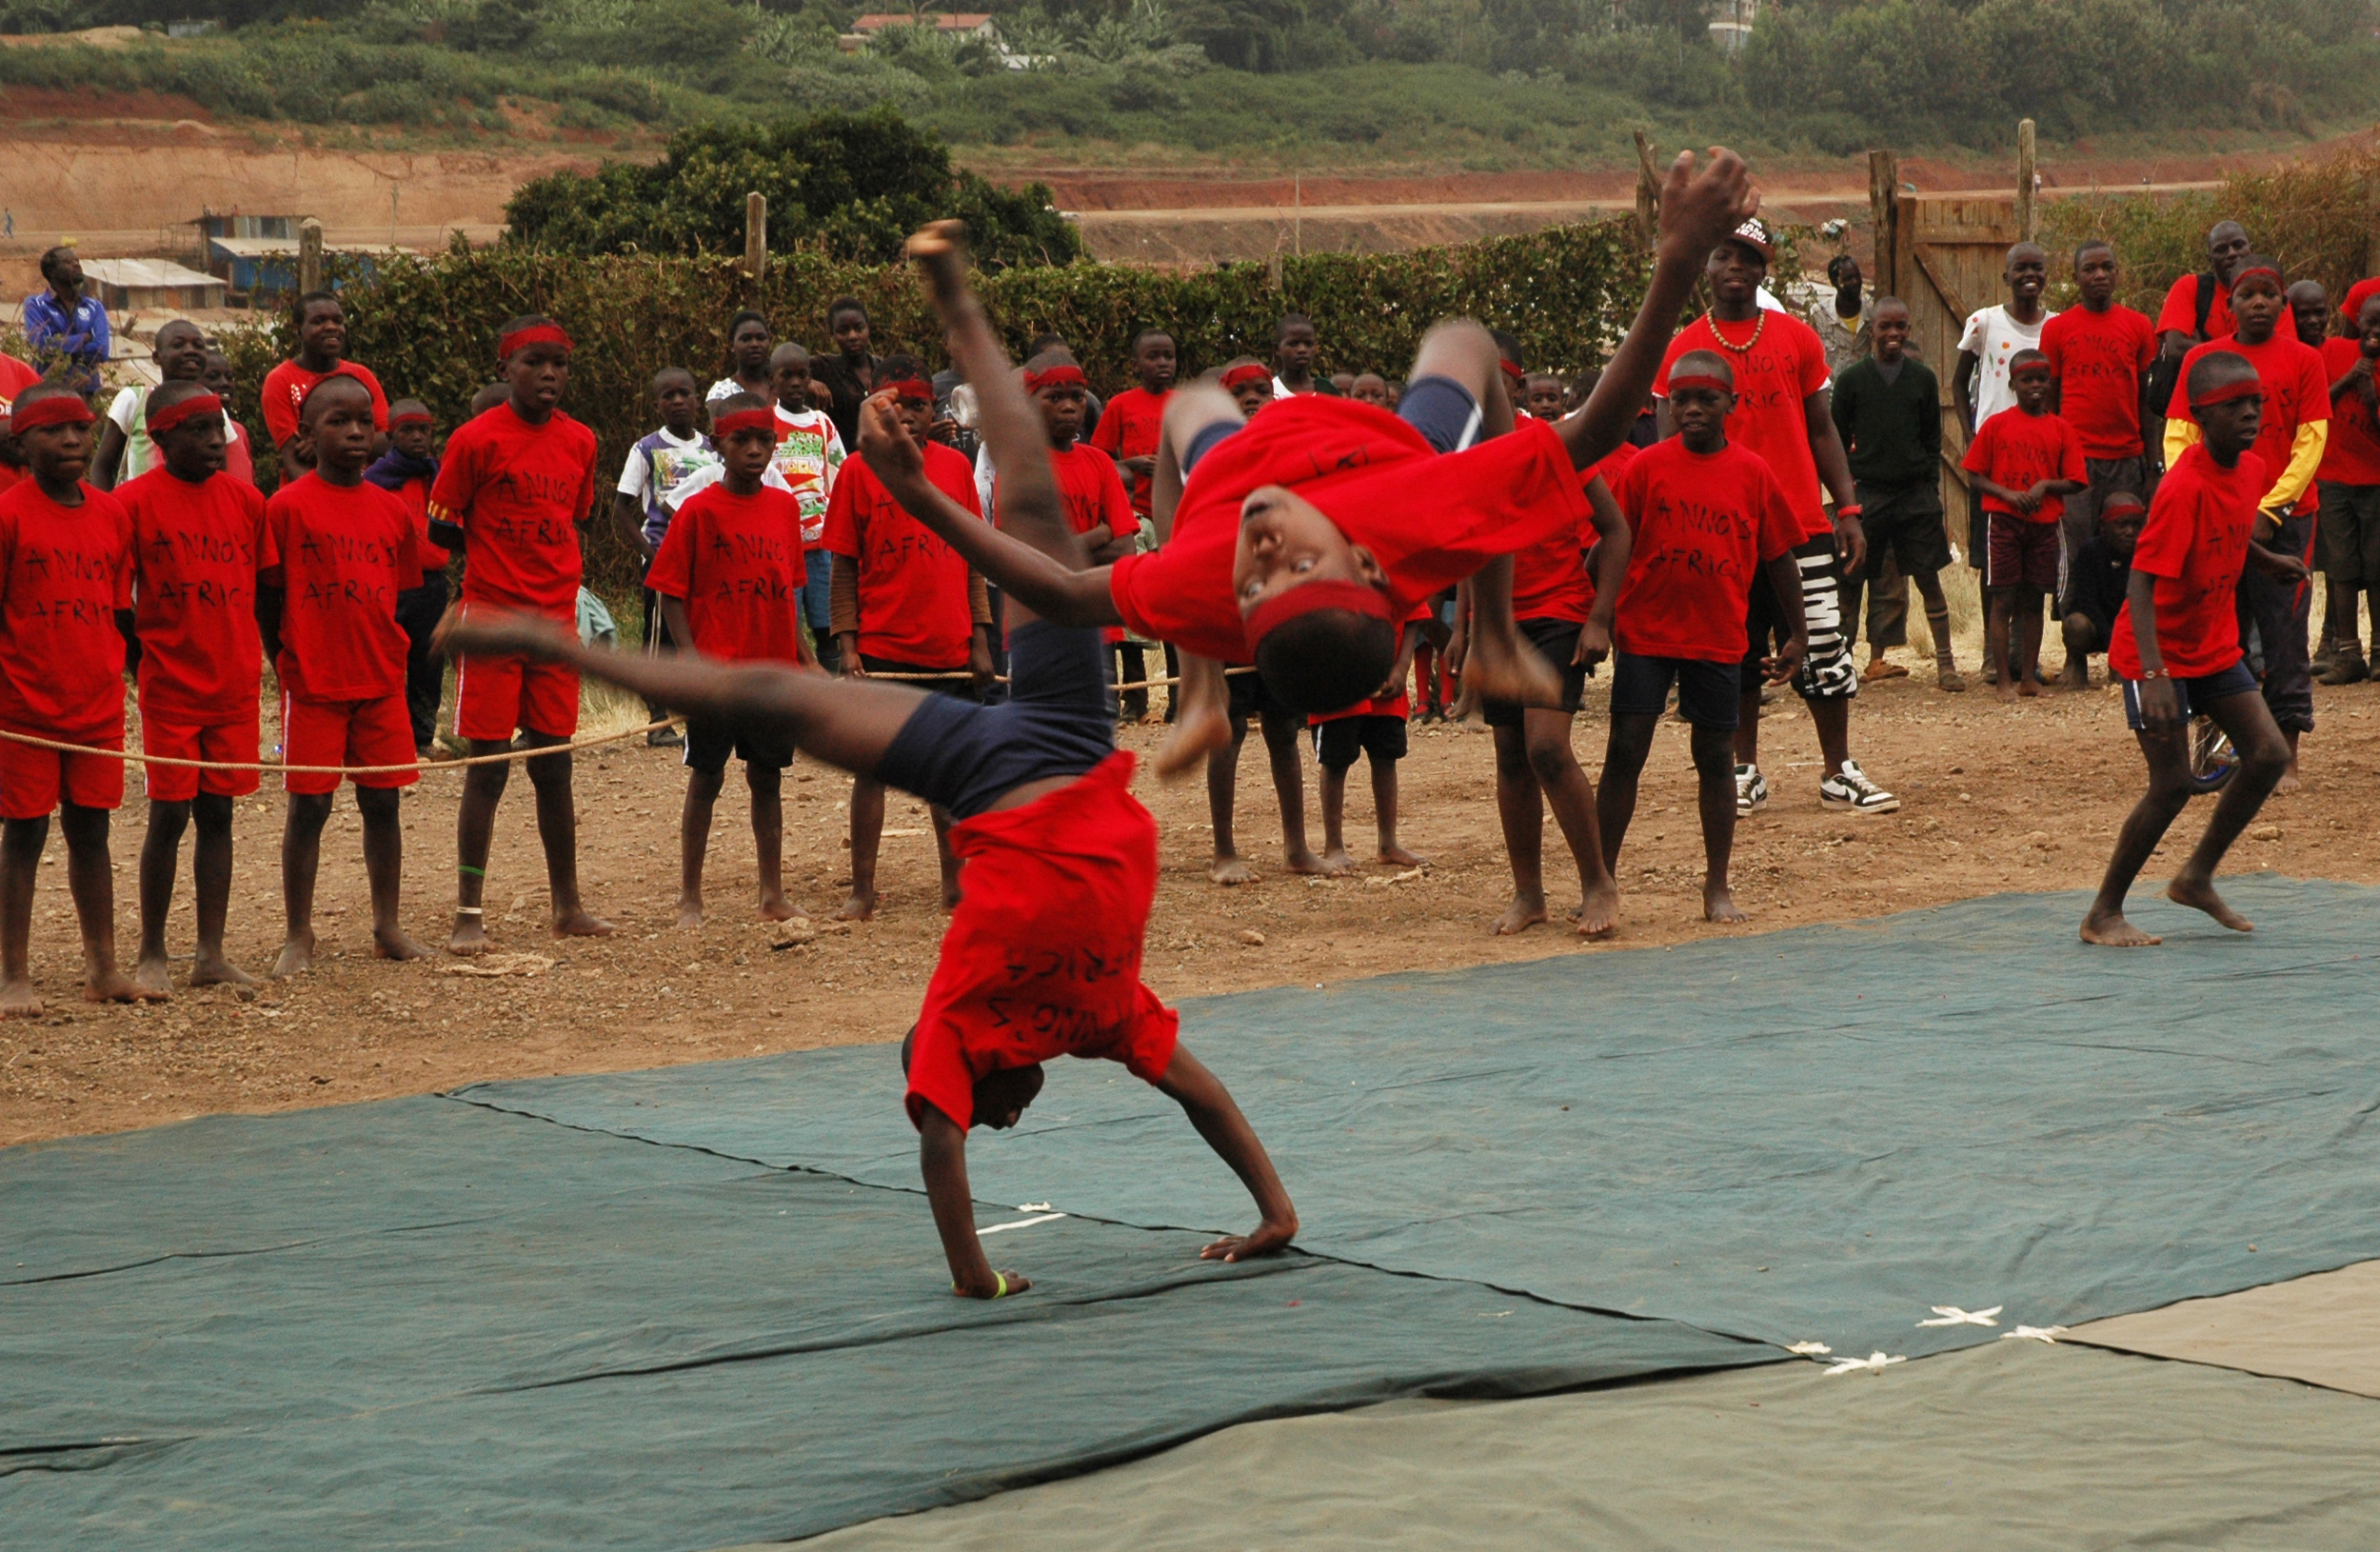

{"left": 2316, "top": 285, "right": 2380, "bottom": 684}
{"left": 823, "top": 351, "right": 993, "bottom": 922}
{"left": 365, "top": 400, "right": 452, "bottom": 757}
{"left": 1085, "top": 334, "right": 1173, "bottom": 720}
{"left": 0, "top": 386, "right": 154, "bottom": 1015}
{"left": 119, "top": 380, "right": 276, "bottom": 995}
{"left": 1220, "top": 359, "right": 1274, "bottom": 418}
{"left": 426, "top": 314, "right": 612, "bottom": 953}
{"left": 645, "top": 393, "right": 810, "bottom": 927}
{"left": 2083, "top": 351, "right": 2300, "bottom": 948}
{"left": 1596, "top": 353, "right": 1807, "bottom": 925}
{"left": 261, "top": 376, "right": 428, "bottom": 977}
{"left": 1310, "top": 604, "right": 1425, "bottom": 874}
{"left": 442, "top": 244, "right": 1297, "bottom": 1301}
{"left": 1961, "top": 349, "right": 2087, "bottom": 702}
{"left": 199, "top": 350, "right": 257, "bottom": 487}
{"left": 2040, "top": 240, "right": 2158, "bottom": 682}
{"left": 261, "top": 292, "right": 392, "bottom": 483}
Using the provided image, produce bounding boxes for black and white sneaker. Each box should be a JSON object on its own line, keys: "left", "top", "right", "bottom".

{"left": 1735, "top": 763, "right": 1769, "bottom": 815}
{"left": 1819, "top": 759, "right": 1899, "bottom": 814}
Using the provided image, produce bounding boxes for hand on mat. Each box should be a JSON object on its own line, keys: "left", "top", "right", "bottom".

{"left": 1200, "top": 1216, "right": 1298, "bottom": 1263}
{"left": 437, "top": 608, "right": 574, "bottom": 665}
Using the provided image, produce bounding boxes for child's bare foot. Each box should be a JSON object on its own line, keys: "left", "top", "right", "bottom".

{"left": 373, "top": 927, "right": 429, "bottom": 962}
{"left": 448, "top": 911, "right": 489, "bottom": 956}
{"left": 836, "top": 887, "right": 879, "bottom": 922}
{"left": 2017, "top": 676, "right": 2041, "bottom": 699}
{"left": 1577, "top": 878, "right": 1620, "bottom": 940}
{"left": 1463, "top": 629, "right": 1563, "bottom": 710}
{"left": 2060, "top": 660, "right": 2091, "bottom": 689}
{"left": 1285, "top": 847, "right": 1337, "bottom": 876}
{"left": 1154, "top": 701, "right": 1233, "bottom": 782}
{"left": 2168, "top": 872, "right": 2252, "bottom": 932}
{"left": 759, "top": 895, "right": 802, "bottom": 923}
{"left": 1209, "top": 853, "right": 1254, "bottom": 885}
{"left": 1493, "top": 892, "right": 1548, "bottom": 935}
{"left": 1995, "top": 678, "right": 2020, "bottom": 704}
{"left": 676, "top": 894, "right": 704, "bottom": 928}
{"left": 132, "top": 950, "right": 175, "bottom": 998}
{"left": 552, "top": 906, "right": 615, "bottom": 939}
{"left": 1703, "top": 882, "right": 1748, "bottom": 924}
{"left": 270, "top": 935, "right": 315, "bottom": 979}
{"left": 2080, "top": 905, "right": 2161, "bottom": 946}
{"left": 0, "top": 979, "right": 41, "bottom": 1018}
{"left": 85, "top": 967, "right": 162, "bottom": 1004}
{"left": 1317, "top": 846, "right": 1358, "bottom": 875}
{"left": 2274, "top": 759, "right": 2302, "bottom": 796}
{"left": 188, "top": 953, "right": 256, "bottom": 990}
{"left": 1378, "top": 841, "right": 1424, "bottom": 868}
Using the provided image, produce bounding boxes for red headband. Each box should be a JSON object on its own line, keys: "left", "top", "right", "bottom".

{"left": 2231, "top": 265, "right": 2282, "bottom": 293}
{"left": 1243, "top": 578, "right": 1394, "bottom": 654}
{"left": 1668, "top": 372, "right": 1731, "bottom": 396}
{"left": 2344, "top": 277, "right": 2380, "bottom": 321}
{"left": 391, "top": 408, "right": 434, "bottom": 428}
{"left": 2191, "top": 376, "right": 2265, "bottom": 409}
{"left": 10, "top": 395, "right": 95, "bottom": 433}
{"left": 886, "top": 378, "right": 934, "bottom": 405}
{"left": 712, "top": 407, "right": 779, "bottom": 440}
{"left": 146, "top": 391, "right": 223, "bottom": 437}
{"left": 1220, "top": 363, "right": 1271, "bottom": 391}
{"left": 1498, "top": 358, "right": 1526, "bottom": 387}
{"left": 1024, "top": 364, "right": 1086, "bottom": 392}
{"left": 497, "top": 323, "right": 573, "bottom": 362}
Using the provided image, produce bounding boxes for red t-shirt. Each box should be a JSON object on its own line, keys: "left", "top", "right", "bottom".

{"left": 1609, "top": 438, "right": 1801, "bottom": 663}
{"left": 264, "top": 473, "right": 423, "bottom": 701}
{"left": 0, "top": 481, "right": 133, "bottom": 737}
{"left": 2318, "top": 337, "right": 2380, "bottom": 486}
{"left": 1513, "top": 443, "right": 1633, "bottom": 623}
{"left": 645, "top": 482, "right": 807, "bottom": 665}
{"left": 260, "top": 359, "right": 392, "bottom": 448}
{"left": 2110, "top": 443, "right": 2263, "bottom": 681}
{"left": 0, "top": 352, "right": 42, "bottom": 411}
{"left": 1961, "top": 407, "right": 2088, "bottom": 523}
{"left": 1042, "top": 440, "right": 1137, "bottom": 546}
{"left": 903, "top": 753, "right": 1179, "bottom": 1132}
{"left": 822, "top": 439, "right": 981, "bottom": 668}
{"left": 389, "top": 474, "right": 450, "bottom": 571}
{"left": 2039, "top": 303, "right": 2157, "bottom": 459}
{"left": 2154, "top": 274, "right": 2234, "bottom": 350}
{"left": 2170, "top": 332, "right": 2330, "bottom": 514}
{"left": 225, "top": 421, "right": 255, "bottom": 487}
{"left": 1655, "top": 311, "right": 1834, "bottom": 539}
{"left": 1108, "top": 397, "right": 1589, "bottom": 665}
{"left": 1086, "top": 385, "right": 1171, "bottom": 517}
{"left": 119, "top": 468, "right": 275, "bottom": 721}
{"left": 428, "top": 403, "right": 595, "bottom": 619}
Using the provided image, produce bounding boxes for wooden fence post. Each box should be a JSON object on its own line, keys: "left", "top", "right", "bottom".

{"left": 298, "top": 218, "right": 324, "bottom": 295}
{"left": 1868, "top": 149, "right": 1899, "bottom": 296}
{"left": 2016, "top": 119, "right": 2037, "bottom": 241}
{"left": 1633, "top": 130, "right": 1661, "bottom": 249}
{"left": 744, "top": 192, "right": 767, "bottom": 296}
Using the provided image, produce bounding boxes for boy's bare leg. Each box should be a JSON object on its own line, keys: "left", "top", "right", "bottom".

{"left": 1596, "top": 712, "right": 1655, "bottom": 873}
{"left": 452, "top": 746, "right": 509, "bottom": 954}
{"left": 1914, "top": 569, "right": 1965, "bottom": 689}
{"left": 2016, "top": 588, "right": 2046, "bottom": 696}
{"left": 1492, "top": 726, "right": 1550, "bottom": 934}
{"left": 1, "top": 817, "right": 49, "bottom": 1016}
{"left": 357, "top": 785, "right": 426, "bottom": 961}
{"left": 1153, "top": 1045, "right": 1299, "bottom": 1261}
{"left": 61, "top": 805, "right": 152, "bottom": 1004}
{"left": 1158, "top": 653, "right": 1234, "bottom": 782}
{"left": 1373, "top": 760, "right": 1421, "bottom": 866}
{"left": 2060, "top": 614, "right": 2097, "bottom": 687}
{"left": 523, "top": 738, "right": 611, "bottom": 939}
{"left": 1259, "top": 704, "right": 1325, "bottom": 875}
{"left": 274, "top": 791, "right": 332, "bottom": 978}
{"left": 187, "top": 795, "right": 250, "bottom": 986}
{"left": 680, "top": 766, "right": 724, "bottom": 927}
{"left": 135, "top": 799, "right": 190, "bottom": 994}
{"left": 1525, "top": 706, "right": 1616, "bottom": 939}
{"left": 748, "top": 763, "right": 797, "bottom": 920}
{"left": 932, "top": 805, "right": 960, "bottom": 910}
{"left": 842, "top": 775, "right": 887, "bottom": 920}
{"left": 2082, "top": 724, "right": 2192, "bottom": 946}
{"left": 1689, "top": 723, "right": 1747, "bottom": 923}
{"left": 1207, "top": 715, "right": 1254, "bottom": 885}
{"left": 1318, "top": 763, "right": 1353, "bottom": 871}
{"left": 1988, "top": 590, "right": 2018, "bottom": 702}
{"left": 2163, "top": 688, "right": 2289, "bottom": 931}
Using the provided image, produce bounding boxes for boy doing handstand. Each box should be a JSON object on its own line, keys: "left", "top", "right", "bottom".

{"left": 442, "top": 231, "right": 1297, "bottom": 1298}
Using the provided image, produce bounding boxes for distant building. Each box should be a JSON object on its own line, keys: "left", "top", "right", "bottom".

{"left": 79, "top": 257, "right": 226, "bottom": 312}
{"left": 1708, "top": 0, "right": 1758, "bottom": 52}
{"left": 839, "top": 12, "right": 1002, "bottom": 51}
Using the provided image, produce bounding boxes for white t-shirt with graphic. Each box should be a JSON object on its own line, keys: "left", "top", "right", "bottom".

{"left": 1957, "top": 305, "right": 2055, "bottom": 427}
{"left": 618, "top": 427, "right": 721, "bottom": 547}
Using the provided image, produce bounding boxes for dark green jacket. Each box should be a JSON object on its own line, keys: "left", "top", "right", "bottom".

{"left": 1831, "top": 355, "right": 1940, "bottom": 487}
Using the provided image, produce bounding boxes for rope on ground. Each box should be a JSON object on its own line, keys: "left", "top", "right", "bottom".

{"left": 0, "top": 717, "right": 687, "bottom": 779}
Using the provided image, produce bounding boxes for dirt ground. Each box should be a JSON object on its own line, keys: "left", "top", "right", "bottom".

{"left": 6, "top": 651, "right": 2378, "bottom": 1150}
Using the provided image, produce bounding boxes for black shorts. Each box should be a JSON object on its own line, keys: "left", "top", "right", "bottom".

{"left": 1854, "top": 481, "right": 1949, "bottom": 580}
{"left": 1227, "top": 665, "right": 1290, "bottom": 724}
{"left": 684, "top": 718, "right": 795, "bottom": 777}
{"left": 1314, "top": 713, "right": 1407, "bottom": 770}
{"left": 1609, "top": 650, "right": 1740, "bottom": 730}
{"left": 2318, "top": 482, "right": 2380, "bottom": 586}
{"left": 861, "top": 654, "right": 979, "bottom": 703}
{"left": 874, "top": 622, "right": 1117, "bottom": 821}
{"left": 1482, "top": 616, "right": 1590, "bottom": 729}
{"left": 2120, "top": 659, "right": 2259, "bottom": 730}
{"left": 1743, "top": 535, "right": 1858, "bottom": 701}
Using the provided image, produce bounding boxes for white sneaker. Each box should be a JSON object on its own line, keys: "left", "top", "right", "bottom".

{"left": 1735, "top": 763, "right": 1769, "bottom": 816}
{"left": 1819, "top": 759, "right": 1899, "bottom": 815}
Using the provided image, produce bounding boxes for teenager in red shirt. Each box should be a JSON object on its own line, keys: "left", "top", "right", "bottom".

{"left": 119, "top": 381, "right": 275, "bottom": 995}
{"left": 2316, "top": 285, "right": 2380, "bottom": 684}
{"left": 1654, "top": 217, "right": 1897, "bottom": 818}
{"left": 0, "top": 386, "right": 154, "bottom": 1015}
{"left": 2084, "top": 350, "right": 2300, "bottom": 949}
{"left": 2040, "top": 240, "right": 2158, "bottom": 670}
{"left": 1597, "top": 352, "right": 1807, "bottom": 926}
{"left": 261, "top": 376, "right": 428, "bottom": 978}
{"left": 645, "top": 394, "right": 811, "bottom": 928}
{"left": 441, "top": 246, "right": 1297, "bottom": 1301}
{"left": 1961, "top": 350, "right": 2087, "bottom": 703}
{"left": 2151, "top": 219, "right": 2251, "bottom": 428}
{"left": 260, "top": 292, "right": 392, "bottom": 483}
{"left": 1084, "top": 335, "right": 1173, "bottom": 721}
{"left": 426, "top": 314, "right": 612, "bottom": 953}
{"left": 823, "top": 353, "right": 992, "bottom": 922}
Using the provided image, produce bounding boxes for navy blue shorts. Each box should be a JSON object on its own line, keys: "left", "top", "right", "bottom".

{"left": 1179, "top": 373, "right": 1484, "bottom": 478}
{"left": 2120, "top": 659, "right": 2259, "bottom": 731}
{"left": 1610, "top": 650, "right": 1740, "bottom": 731}
{"left": 874, "top": 622, "right": 1118, "bottom": 820}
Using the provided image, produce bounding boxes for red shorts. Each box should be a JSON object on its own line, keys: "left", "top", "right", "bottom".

{"left": 453, "top": 652, "right": 579, "bottom": 743}
{"left": 903, "top": 752, "right": 1180, "bottom": 1132}
{"left": 282, "top": 693, "right": 420, "bottom": 795}
{"left": 1985, "top": 512, "right": 2060, "bottom": 591}
{"left": 0, "top": 726, "right": 125, "bottom": 819}
{"left": 141, "top": 709, "right": 262, "bottom": 803}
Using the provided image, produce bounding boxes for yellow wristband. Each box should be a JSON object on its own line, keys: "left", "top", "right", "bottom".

{"left": 955, "top": 1270, "right": 1012, "bottom": 1300}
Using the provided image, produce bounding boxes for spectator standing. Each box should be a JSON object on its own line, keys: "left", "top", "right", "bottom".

{"left": 2316, "top": 283, "right": 2380, "bottom": 685}
{"left": 812, "top": 297, "right": 883, "bottom": 454}
{"left": 22, "top": 247, "right": 110, "bottom": 396}
{"left": 1831, "top": 297, "right": 1963, "bottom": 691}
{"left": 1806, "top": 252, "right": 1911, "bottom": 678}
{"left": 2148, "top": 219, "right": 2252, "bottom": 448}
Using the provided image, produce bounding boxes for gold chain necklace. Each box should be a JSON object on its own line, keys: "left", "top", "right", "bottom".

{"left": 1705, "top": 309, "right": 1765, "bottom": 354}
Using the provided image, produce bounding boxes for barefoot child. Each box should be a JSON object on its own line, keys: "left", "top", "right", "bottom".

{"left": 1311, "top": 607, "right": 1424, "bottom": 873}
{"left": 1961, "top": 348, "right": 2086, "bottom": 701}
{"left": 822, "top": 353, "right": 993, "bottom": 920}
{"left": 365, "top": 401, "right": 452, "bottom": 757}
{"left": 2039, "top": 241, "right": 2157, "bottom": 680}
{"left": 765, "top": 344, "right": 847, "bottom": 674}
{"left": 441, "top": 246, "right": 1299, "bottom": 1298}
{"left": 2315, "top": 287, "right": 2380, "bottom": 685}
{"left": 1597, "top": 353, "right": 1807, "bottom": 925}
{"left": 610, "top": 368, "right": 715, "bottom": 740}
{"left": 0, "top": 386, "right": 159, "bottom": 1015}
{"left": 644, "top": 393, "right": 809, "bottom": 926}
{"left": 426, "top": 314, "right": 614, "bottom": 951}
{"left": 260, "top": 377, "right": 429, "bottom": 976}
{"left": 119, "top": 381, "right": 274, "bottom": 993}
{"left": 2081, "top": 351, "right": 2301, "bottom": 947}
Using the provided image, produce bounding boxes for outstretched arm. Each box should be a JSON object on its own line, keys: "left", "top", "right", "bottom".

{"left": 920, "top": 1110, "right": 1028, "bottom": 1300}
{"left": 1578, "top": 473, "right": 1631, "bottom": 668}
{"left": 1154, "top": 1045, "right": 1299, "bottom": 1263}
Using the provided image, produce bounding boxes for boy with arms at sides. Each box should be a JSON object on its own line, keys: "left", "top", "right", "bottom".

{"left": 1962, "top": 348, "right": 2086, "bottom": 702}
{"left": 94, "top": 319, "right": 210, "bottom": 490}
{"left": 426, "top": 315, "right": 614, "bottom": 952}
{"left": 443, "top": 233, "right": 1299, "bottom": 1297}
{"left": 2040, "top": 241, "right": 2158, "bottom": 685}
{"left": 1954, "top": 244, "right": 2055, "bottom": 654}
{"left": 645, "top": 393, "right": 809, "bottom": 926}
{"left": 199, "top": 350, "right": 257, "bottom": 487}
{"left": 120, "top": 380, "right": 275, "bottom": 993}
{"left": 1831, "top": 296, "right": 1963, "bottom": 691}
{"left": 1273, "top": 314, "right": 1323, "bottom": 398}
{"left": 1597, "top": 353, "right": 1806, "bottom": 925}
{"left": 365, "top": 401, "right": 453, "bottom": 759}
{"left": 0, "top": 387, "right": 159, "bottom": 1014}
{"left": 612, "top": 368, "right": 716, "bottom": 743}
{"left": 262, "top": 292, "right": 391, "bottom": 483}
{"left": 765, "top": 343, "right": 847, "bottom": 675}
{"left": 823, "top": 353, "right": 995, "bottom": 921}
{"left": 2059, "top": 490, "right": 2147, "bottom": 680}
{"left": 2167, "top": 260, "right": 2330, "bottom": 790}
{"left": 2315, "top": 283, "right": 2380, "bottom": 685}
{"left": 1089, "top": 329, "right": 1175, "bottom": 722}
{"left": 1656, "top": 216, "right": 1898, "bottom": 818}
{"left": 1310, "top": 605, "right": 1425, "bottom": 874}
{"left": 260, "top": 376, "right": 429, "bottom": 976}
{"left": 2082, "top": 351, "right": 2301, "bottom": 947}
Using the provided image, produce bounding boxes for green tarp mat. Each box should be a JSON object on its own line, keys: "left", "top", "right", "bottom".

{"left": 459, "top": 877, "right": 2380, "bottom": 1358}
{"left": 794, "top": 1341, "right": 2380, "bottom": 1551}
{"left": 1, "top": 1097, "right": 1763, "bottom": 1550}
